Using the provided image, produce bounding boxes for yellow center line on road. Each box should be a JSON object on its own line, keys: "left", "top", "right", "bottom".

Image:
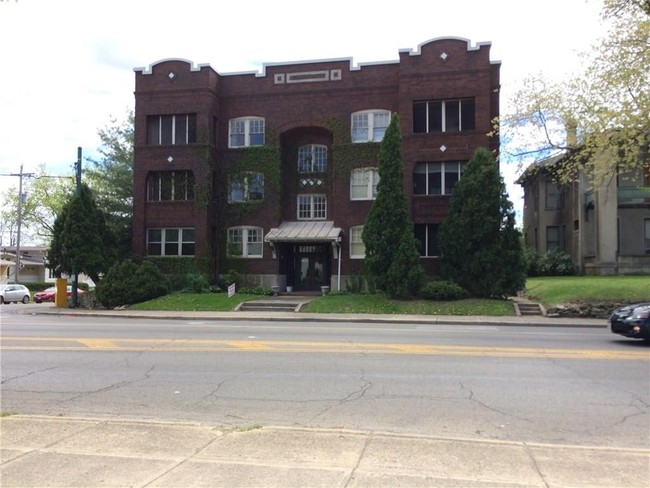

{"left": 1, "top": 337, "right": 648, "bottom": 360}
{"left": 77, "top": 339, "right": 119, "bottom": 349}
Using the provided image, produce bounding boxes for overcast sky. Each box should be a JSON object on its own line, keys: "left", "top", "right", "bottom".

{"left": 0, "top": 0, "right": 608, "bottom": 239}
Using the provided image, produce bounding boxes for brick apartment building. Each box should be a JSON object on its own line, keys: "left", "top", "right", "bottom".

{"left": 132, "top": 37, "right": 501, "bottom": 292}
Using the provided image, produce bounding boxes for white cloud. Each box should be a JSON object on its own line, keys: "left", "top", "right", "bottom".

{"left": 0, "top": 0, "right": 606, "bottom": 234}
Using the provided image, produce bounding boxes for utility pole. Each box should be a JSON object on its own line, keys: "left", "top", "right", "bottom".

{"left": 1, "top": 165, "right": 35, "bottom": 283}
{"left": 71, "top": 147, "right": 82, "bottom": 308}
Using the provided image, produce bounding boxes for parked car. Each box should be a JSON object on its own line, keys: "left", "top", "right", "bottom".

{"left": 608, "top": 303, "right": 650, "bottom": 341}
{"left": 0, "top": 284, "right": 31, "bottom": 304}
{"left": 33, "top": 286, "right": 85, "bottom": 304}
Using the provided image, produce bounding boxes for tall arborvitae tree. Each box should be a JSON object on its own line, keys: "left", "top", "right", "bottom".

{"left": 48, "top": 184, "right": 116, "bottom": 284}
{"left": 362, "top": 114, "right": 424, "bottom": 298}
{"left": 438, "top": 148, "right": 525, "bottom": 298}
{"left": 85, "top": 111, "right": 134, "bottom": 260}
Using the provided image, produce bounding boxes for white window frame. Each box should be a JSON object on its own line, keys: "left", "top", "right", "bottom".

{"left": 229, "top": 173, "right": 264, "bottom": 203}
{"left": 350, "top": 168, "right": 379, "bottom": 200}
{"left": 298, "top": 144, "right": 327, "bottom": 173}
{"left": 227, "top": 227, "right": 263, "bottom": 258}
{"left": 228, "top": 116, "right": 265, "bottom": 148}
{"left": 297, "top": 194, "right": 327, "bottom": 220}
{"left": 146, "top": 228, "right": 195, "bottom": 256}
{"left": 351, "top": 110, "right": 390, "bottom": 143}
{"left": 349, "top": 226, "right": 365, "bottom": 259}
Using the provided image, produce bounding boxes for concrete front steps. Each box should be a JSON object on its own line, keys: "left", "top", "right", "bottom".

{"left": 236, "top": 295, "right": 316, "bottom": 313}
{"left": 513, "top": 301, "right": 545, "bottom": 316}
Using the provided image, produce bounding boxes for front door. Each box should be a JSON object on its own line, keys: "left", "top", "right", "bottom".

{"left": 293, "top": 244, "right": 329, "bottom": 291}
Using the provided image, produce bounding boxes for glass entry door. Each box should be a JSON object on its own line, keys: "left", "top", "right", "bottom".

{"left": 293, "top": 245, "right": 329, "bottom": 291}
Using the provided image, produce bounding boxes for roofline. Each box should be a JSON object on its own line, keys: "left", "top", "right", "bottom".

{"left": 135, "top": 36, "right": 498, "bottom": 77}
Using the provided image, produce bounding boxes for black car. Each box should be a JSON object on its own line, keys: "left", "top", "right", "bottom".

{"left": 608, "top": 303, "right": 650, "bottom": 341}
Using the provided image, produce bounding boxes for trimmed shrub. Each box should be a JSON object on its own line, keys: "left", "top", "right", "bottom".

{"left": 539, "top": 248, "right": 576, "bottom": 276}
{"left": 96, "top": 259, "right": 169, "bottom": 308}
{"left": 184, "top": 273, "right": 210, "bottom": 293}
{"left": 523, "top": 247, "right": 542, "bottom": 277}
{"left": 419, "top": 280, "right": 469, "bottom": 301}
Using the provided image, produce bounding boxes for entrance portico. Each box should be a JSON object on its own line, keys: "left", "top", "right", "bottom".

{"left": 265, "top": 221, "right": 342, "bottom": 292}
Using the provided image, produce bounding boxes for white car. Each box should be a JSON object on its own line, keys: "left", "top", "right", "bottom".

{"left": 0, "top": 284, "right": 31, "bottom": 304}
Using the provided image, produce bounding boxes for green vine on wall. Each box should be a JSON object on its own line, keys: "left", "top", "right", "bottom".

{"left": 223, "top": 144, "right": 282, "bottom": 221}
{"left": 322, "top": 116, "right": 381, "bottom": 177}
{"left": 192, "top": 135, "right": 215, "bottom": 210}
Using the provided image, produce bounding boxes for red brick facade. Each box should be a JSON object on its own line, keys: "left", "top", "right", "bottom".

{"left": 132, "top": 37, "right": 500, "bottom": 291}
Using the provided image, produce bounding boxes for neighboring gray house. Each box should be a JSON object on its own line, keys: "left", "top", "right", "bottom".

{"left": 517, "top": 153, "right": 650, "bottom": 275}
{"left": 0, "top": 246, "right": 95, "bottom": 286}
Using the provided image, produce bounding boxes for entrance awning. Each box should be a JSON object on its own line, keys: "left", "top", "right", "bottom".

{"left": 265, "top": 221, "right": 342, "bottom": 243}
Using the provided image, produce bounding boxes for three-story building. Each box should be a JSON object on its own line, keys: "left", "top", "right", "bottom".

{"left": 132, "top": 37, "right": 500, "bottom": 291}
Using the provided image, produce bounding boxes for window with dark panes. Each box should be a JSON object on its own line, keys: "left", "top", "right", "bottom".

{"left": 146, "top": 228, "right": 194, "bottom": 256}
{"left": 147, "top": 114, "right": 197, "bottom": 145}
{"left": 160, "top": 172, "right": 173, "bottom": 200}
{"left": 164, "top": 229, "right": 179, "bottom": 256}
{"left": 147, "top": 229, "right": 162, "bottom": 255}
{"left": 413, "top": 102, "right": 427, "bottom": 133}
{"left": 413, "top": 99, "right": 474, "bottom": 133}
{"left": 414, "top": 223, "right": 440, "bottom": 257}
{"left": 147, "top": 171, "right": 195, "bottom": 201}
{"left": 181, "top": 228, "right": 195, "bottom": 256}
{"left": 546, "top": 226, "right": 560, "bottom": 251}
{"left": 413, "top": 162, "right": 465, "bottom": 195}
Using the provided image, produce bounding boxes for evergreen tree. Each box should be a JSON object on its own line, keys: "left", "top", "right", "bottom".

{"left": 362, "top": 114, "right": 424, "bottom": 298}
{"left": 48, "top": 184, "right": 117, "bottom": 284}
{"left": 438, "top": 148, "right": 526, "bottom": 298}
{"left": 85, "top": 111, "right": 134, "bottom": 260}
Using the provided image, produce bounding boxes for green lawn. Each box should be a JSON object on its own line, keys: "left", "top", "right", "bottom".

{"left": 130, "top": 291, "right": 515, "bottom": 316}
{"left": 129, "top": 292, "right": 263, "bottom": 311}
{"left": 525, "top": 276, "right": 650, "bottom": 306}
{"left": 300, "top": 294, "right": 514, "bottom": 316}
{"left": 127, "top": 275, "right": 650, "bottom": 315}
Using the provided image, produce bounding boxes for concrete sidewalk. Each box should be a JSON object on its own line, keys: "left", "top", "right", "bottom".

{"left": 23, "top": 305, "right": 606, "bottom": 329}
{"left": 1, "top": 415, "right": 648, "bottom": 488}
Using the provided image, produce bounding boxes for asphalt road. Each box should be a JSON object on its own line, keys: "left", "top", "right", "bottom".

{"left": 1, "top": 308, "right": 649, "bottom": 450}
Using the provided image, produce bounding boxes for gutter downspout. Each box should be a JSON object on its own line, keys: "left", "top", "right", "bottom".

{"left": 337, "top": 239, "right": 341, "bottom": 291}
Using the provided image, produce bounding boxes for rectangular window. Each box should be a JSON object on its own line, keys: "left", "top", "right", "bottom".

{"left": 229, "top": 173, "right": 264, "bottom": 202}
{"left": 351, "top": 110, "right": 390, "bottom": 142}
{"left": 350, "top": 226, "right": 365, "bottom": 258}
{"left": 298, "top": 145, "right": 327, "bottom": 173}
{"left": 413, "top": 99, "right": 475, "bottom": 133}
{"left": 350, "top": 168, "right": 379, "bottom": 200}
{"left": 147, "top": 114, "right": 197, "bottom": 145}
{"left": 227, "top": 227, "right": 263, "bottom": 258}
{"left": 229, "top": 120, "right": 246, "bottom": 147}
{"left": 545, "top": 181, "right": 562, "bottom": 210}
{"left": 645, "top": 218, "right": 650, "bottom": 254}
{"left": 351, "top": 113, "right": 368, "bottom": 142}
{"left": 229, "top": 117, "right": 265, "bottom": 148}
{"left": 147, "top": 171, "right": 195, "bottom": 201}
{"left": 147, "top": 228, "right": 194, "bottom": 256}
{"left": 414, "top": 224, "right": 440, "bottom": 257}
{"left": 297, "top": 195, "right": 326, "bottom": 220}
{"left": 546, "top": 226, "right": 560, "bottom": 251}
{"left": 413, "top": 162, "right": 465, "bottom": 195}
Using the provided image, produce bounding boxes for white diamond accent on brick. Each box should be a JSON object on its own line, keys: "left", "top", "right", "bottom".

{"left": 440, "top": 52, "right": 448, "bottom": 61}
{"left": 167, "top": 156, "right": 174, "bottom": 163}
{"left": 440, "top": 145, "right": 447, "bottom": 152}
{"left": 168, "top": 72, "right": 175, "bottom": 79}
